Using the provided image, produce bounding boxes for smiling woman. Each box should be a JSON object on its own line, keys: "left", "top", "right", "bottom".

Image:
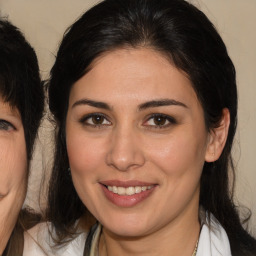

{"left": 0, "top": 19, "right": 44, "bottom": 256}
{"left": 23, "top": 0, "right": 256, "bottom": 255}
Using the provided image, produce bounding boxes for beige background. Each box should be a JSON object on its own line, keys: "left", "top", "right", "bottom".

{"left": 0, "top": 0, "right": 255, "bottom": 236}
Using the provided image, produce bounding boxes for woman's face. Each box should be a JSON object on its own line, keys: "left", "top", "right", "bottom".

{"left": 0, "top": 98, "right": 27, "bottom": 252}
{"left": 66, "top": 48, "right": 214, "bottom": 237}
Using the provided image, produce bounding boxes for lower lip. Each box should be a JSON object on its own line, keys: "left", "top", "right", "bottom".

{"left": 101, "top": 185, "right": 156, "bottom": 207}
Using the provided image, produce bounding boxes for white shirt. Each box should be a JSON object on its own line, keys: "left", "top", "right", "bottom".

{"left": 197, "top": 214, "right": 232, "bottom": 256}
{"left": 23, "top": 214, "right": 232, "bottom": 256}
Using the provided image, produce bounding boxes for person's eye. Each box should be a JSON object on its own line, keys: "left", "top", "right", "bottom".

{"left": 143, "top": 114, "right": 176, "bottom": 128}
{"left": 0, "top": 119, "right": 15, "bottom": 131}
{"left": 79, "top": 113, "right": 111, "bottom": 127}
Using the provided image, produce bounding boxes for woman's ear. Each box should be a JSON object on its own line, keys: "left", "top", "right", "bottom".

{"left": 205, "top": 108, "right": 230, "bottom": 162}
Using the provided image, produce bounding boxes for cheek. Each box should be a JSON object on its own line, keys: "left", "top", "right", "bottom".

{"left": 0, "top": 138, "right": 27, "bottom": 194}
{"left": 0, "top": 135, "right": 27, "bottom": 247}
{"left": 145, "top": 129, "right": 208, "bottom": 178}
{"left": 66, "top": 132, "right": 106, "bottom": 178}
{"left": 66, "top": 133, "right": 107, "bottom": 210}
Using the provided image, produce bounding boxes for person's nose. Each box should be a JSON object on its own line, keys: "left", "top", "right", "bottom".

{"left": 105, "top": 125, "right": 145, "bottom": 172}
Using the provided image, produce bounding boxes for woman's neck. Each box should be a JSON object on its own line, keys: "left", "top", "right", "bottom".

{"left": 99, "top": 207, "right": 201, "bottom": 256}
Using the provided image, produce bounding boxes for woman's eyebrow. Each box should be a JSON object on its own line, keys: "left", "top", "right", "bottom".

{"left": 138, "top": 99, "right": 188, "bottom": 111}
{"left": 72, "top": 99, "right": 111, "bottom": 110}
{"left": 72, "top": 98, "right": 187, "bottom": 110}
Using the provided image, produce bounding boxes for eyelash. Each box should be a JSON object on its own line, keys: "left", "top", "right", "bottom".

{"left": 143, "top": 113, "right": 177, "bottom": 129}
{"left": 0, "top": 119, "right": 15, "bottom": 131}
{"left": 79, "top": 113, "right": 176, "bottom": 129}
{"left": 79, "top": 113, "right": 111, "bottom": 128}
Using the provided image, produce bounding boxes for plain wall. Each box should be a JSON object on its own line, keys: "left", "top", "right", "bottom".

{"left": 0, "top": 0, "right": 255, "bottom": 235}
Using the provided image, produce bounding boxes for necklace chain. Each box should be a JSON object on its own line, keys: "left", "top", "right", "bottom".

{"left": 192, "top": 239, "right": 199, "bottom": 256}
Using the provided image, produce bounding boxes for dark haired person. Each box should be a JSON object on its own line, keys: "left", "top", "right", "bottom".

{"left": 24, "top": 0, "right": 256, "bottom": 255}
{"left": 0, "top": 19, "right": 44, "bottom": 256}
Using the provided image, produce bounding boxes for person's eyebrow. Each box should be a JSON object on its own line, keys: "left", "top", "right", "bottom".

{"left": 138, "top": 99, "right": 188, "bottom": 111}
{"left": 72, "top": 99, "right": 111, "bottom": 110}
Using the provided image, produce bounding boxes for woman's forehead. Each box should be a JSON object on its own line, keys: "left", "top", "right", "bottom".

{"left": 70, "top": 48, "right": 198, "bottom": 108}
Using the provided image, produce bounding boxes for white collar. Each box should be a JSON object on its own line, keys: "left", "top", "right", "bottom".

{"left": 197, "top": 213, "right": 232, "bottom": 256}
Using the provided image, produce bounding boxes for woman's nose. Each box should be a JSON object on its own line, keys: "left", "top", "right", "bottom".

{"left": 105, "top": 127, "right": 145, "bottom": 172}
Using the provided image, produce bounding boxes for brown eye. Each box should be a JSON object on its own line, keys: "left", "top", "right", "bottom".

{"left": 153, "top": 116, "right": 168, "bottom": 126}
{"left": 144, "top": 114, "right": 176, "bottom": 128}
{"left": 80, "top": 113, "right": 111, "bottom": 127}
{"left": 92, "top": 115, "right": 105, "bottom": 125}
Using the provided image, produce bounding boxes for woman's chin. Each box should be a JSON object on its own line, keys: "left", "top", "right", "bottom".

{"left": 104, "top": 226, "right": 149, "bottom": 238}
{"left": 101, "top": 217, "right": 155, "bottom": 238}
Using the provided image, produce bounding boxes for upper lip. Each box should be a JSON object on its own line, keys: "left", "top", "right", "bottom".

{"left": 100, "top": 180, "right": 156, "bottom": 188}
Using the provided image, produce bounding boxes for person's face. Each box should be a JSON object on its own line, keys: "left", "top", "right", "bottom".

{"left": 66, "top": 48, "right": 215, "bottom": 237}
{"left": 0, "top": 98, "right": 27, "bottom": 253}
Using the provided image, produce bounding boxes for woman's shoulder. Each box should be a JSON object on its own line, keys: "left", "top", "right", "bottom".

{"left": 23, "top": 222, "right": 86, "bottom": 256}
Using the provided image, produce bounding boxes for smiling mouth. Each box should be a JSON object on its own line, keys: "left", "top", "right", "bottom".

{"left": 106, "top": 185, "right": 154, "bottom": 196}
{"left": 100, "top": 182, "right": 157, "bottom": 207}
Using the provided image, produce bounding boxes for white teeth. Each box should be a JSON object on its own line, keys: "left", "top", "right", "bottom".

{"left": 107, "top": 185, "right": 153, "bottom": 196}
{"left": 135, "top": 186, "right": 142, "bottom": 193}
{"left": 112, "top": 186, "right": 118, "bottom": 193}
{"left": 117, "top": 187, "right": 126, "bottom": 195}
{"left": 126, "top": 187, "right": 135, "bottom": 195}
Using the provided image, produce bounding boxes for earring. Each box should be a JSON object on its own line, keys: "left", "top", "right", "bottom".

{"left": 67, "top": 167, "right": 71, "bottom": 176}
